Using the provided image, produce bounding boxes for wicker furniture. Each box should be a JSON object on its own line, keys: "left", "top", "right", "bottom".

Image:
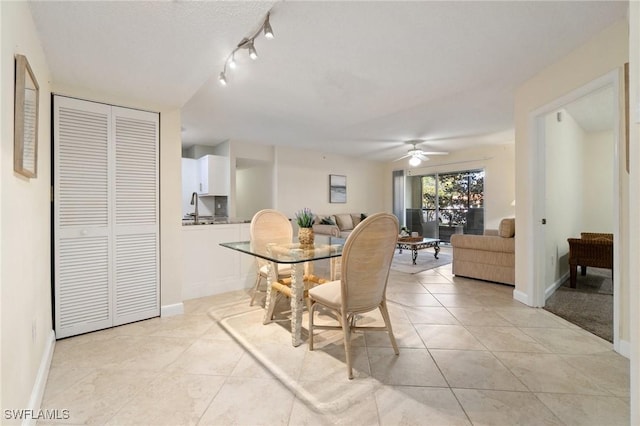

{"left": 308, "top": 213, "right": 399, "bottom": 379}
{"left": 567, "top": 232, "right": 613, "bottom": 288}
{"left": 221, "top": 234, "right": 344, "bottom": 346}
{"left": 249, "top": 209, "right": 294, "bottom": 306}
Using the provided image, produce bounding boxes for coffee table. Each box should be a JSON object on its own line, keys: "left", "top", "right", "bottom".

{"left": 397, "top": 237, "right": 440, "bottom": 265}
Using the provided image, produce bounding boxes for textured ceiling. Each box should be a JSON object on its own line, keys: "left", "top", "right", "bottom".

{"left": 29, "top": 1, "right": 627, "bottom": 162}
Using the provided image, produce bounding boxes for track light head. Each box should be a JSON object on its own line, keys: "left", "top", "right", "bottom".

{"left": 218, "top": 72, "right": 227, "bottom": 86}
{"left": 264, "top": 13, "right": 274, "bottom": 39}
{"left": 248, "top": 41, "right": 258, "bottom": 60}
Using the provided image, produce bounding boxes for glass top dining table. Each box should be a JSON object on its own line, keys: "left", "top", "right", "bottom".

{"left": 220, "top": 235, "right": 345, "bottom": 346}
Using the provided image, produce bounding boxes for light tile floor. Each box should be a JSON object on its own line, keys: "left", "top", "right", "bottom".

{"left": 40, "top": 256, "right": 629, "bottom": 425}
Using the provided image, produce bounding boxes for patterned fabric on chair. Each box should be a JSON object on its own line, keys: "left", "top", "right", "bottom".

{"left": 308, "top": 212, "right": 399, "bottom": 379}
{"left": 567, "top": 232, "right": 613, "bottom": 288}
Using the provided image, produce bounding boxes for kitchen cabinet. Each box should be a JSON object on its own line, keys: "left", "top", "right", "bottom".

{"left": 198, "top": 154, "right": 230, "bottom": 196}
{"left": 182, "top": 223, "right": 254, "bottom": 299}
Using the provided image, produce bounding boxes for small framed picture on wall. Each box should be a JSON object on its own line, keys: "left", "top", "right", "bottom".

{"left": 14, "top": 54, "right": 39, "bottom": 178}
{"left": 329, "top": 174, "right": 346, "bottom": 203}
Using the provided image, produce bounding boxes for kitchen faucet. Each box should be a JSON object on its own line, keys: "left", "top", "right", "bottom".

{"left": 190, "top": 192, "right": 199, "bottom": 224}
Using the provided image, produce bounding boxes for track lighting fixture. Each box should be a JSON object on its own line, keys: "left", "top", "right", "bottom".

{"left": 219, "top": 11, "right": 274, "bottom": 86}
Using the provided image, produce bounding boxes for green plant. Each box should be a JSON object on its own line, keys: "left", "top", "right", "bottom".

{"left": 295, "top": 208, "right": 314, "bottom": 228}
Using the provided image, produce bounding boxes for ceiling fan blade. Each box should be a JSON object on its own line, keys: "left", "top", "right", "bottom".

{"left": 421, "top": 151, "right": 449, "bottom": 155}
{"left": 393, "top": 153, "right": 411, "bottom": 162}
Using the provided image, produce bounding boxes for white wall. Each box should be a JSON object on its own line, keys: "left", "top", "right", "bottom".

{"left": 1, "top": 1, "right": 53, "bottom": 418}
{"left": 514, "top": 19, "right": 628, "bottom": 324}
{"left": 229, "top": 140, "right": 275, "bottom": 219}
{"left": 1, "top": 3, "right": 185, "bottom": 416}
{"left": 583, "top": 130, "right": 615, "bottom": 232}
{"left": 274, "top": 145, "right": 387, "bottom": 220}
{"left": 403, "top": 144, "right": 515, "bottom": 230}
{"left": 542, "top": 110, "right": 615, "bottom": 290}
{"left": 236, "top": 164, "right": 273, "bottom": 219}
{"left": 544, "top": 110, "right": 585, "bottom": 287}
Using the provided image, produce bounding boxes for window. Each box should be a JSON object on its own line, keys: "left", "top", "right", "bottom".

{"left": 407, "top": 169, "right": 484, "bottom": 241}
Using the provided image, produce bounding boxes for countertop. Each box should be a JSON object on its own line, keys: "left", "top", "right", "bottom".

{"left": 182, "top": 217, "right": 251, "bottom": 226}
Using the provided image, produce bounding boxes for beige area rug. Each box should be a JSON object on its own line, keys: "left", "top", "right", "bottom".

{"left": 217, "top": 303, "right": 386, "bottom": 417}
{"left": 390, "top": 251, "right": 452, "bottom": 274}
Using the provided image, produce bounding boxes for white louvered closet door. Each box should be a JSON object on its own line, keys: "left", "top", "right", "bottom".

{"left": 54, "top": 97, "right": 159, "bottom": 338}
{"left": 112, "top": 107, "right": 159, "bottom": 326}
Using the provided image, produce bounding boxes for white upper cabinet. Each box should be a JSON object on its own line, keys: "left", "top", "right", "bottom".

{"left": 198, "top": 154, "right": 230, "bottom": 196}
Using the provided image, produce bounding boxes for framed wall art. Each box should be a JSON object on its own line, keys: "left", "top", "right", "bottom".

{"left": 329, "top": 174, "right": 346, "bottom": 203}
{"left": 14, "top": 54, "right": 39, "bottom": 178}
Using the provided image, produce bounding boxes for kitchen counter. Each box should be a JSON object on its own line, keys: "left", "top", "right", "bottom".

{"left": 182, "top": 217, "right": 251, "bottom": 226}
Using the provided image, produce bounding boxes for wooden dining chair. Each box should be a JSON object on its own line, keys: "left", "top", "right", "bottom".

{"left": 308, "top": 212, "right": 399, "bottom": 379}
{"left": 249, "top": 209, "right": 293, "bottom": 306}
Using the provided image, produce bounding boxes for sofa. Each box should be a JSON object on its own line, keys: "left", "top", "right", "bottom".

{"left": 449, "top": 218, "right": 515, "bottom": 285}
{"left": 312, "top": 213, "right": 367, "bottom": 238}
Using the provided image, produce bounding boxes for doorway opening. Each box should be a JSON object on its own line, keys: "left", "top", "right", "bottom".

{"left": 530, "top": 70, "right": 621, "bottom": 350}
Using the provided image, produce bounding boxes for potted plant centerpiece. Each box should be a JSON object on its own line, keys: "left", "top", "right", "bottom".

{"left": 295, "top": 207, "right": 315, "bottom": 246}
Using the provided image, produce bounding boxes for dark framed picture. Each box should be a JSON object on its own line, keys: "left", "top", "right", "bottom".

{"left": 329, "top": 174, "right": 346, "bottom": 203}
{"left": 14, "top": 54, "right": 39, "bottom": 178}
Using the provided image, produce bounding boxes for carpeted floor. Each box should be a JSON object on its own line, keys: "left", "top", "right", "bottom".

{"left": 544, "top": 267, "right": 613, "bottom": 342}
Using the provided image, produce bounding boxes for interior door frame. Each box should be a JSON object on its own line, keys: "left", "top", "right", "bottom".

{"left": 530, "top": 69, "right": 622, "bottom": 351}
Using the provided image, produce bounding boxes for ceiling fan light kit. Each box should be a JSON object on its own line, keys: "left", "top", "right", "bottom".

{"left": 395, "top": 140, "right": 449, "bottom": 166}
{"left": 219, "top": 11, "right": 274, "bottom": 86}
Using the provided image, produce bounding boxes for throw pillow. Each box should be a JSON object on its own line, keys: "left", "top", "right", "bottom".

{"left": 498, "top": 218, "right": 515, "bottom": 238}
{"left": 320, "top": 217, "right": 335, "bottom": 225}
{"left": 335, "top": 214, "right": 354, "bottom": 231}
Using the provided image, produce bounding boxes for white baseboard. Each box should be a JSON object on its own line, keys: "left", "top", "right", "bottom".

{"left": 617, "top": 338, "right": 630, "bottom": 359}
{"left": 513, "top": 289, "right": 530, "bottom": 306}
{"left": 24, "top": 330, "right": 56, "bottom": 426}
{"left": 544, "top": 272, "right": 569, "bottom": 300}
{"left": 161, "top": 302, "right": 184, "bottom": 317}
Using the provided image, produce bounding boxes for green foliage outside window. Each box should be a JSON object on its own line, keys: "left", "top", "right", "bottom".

{"left": 421, "top": 170, "right": 484, "bottom": 226}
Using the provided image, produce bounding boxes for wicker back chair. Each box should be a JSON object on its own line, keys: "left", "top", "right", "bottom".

{"left": 249, "top": 209, "right": 293, "bottom": 306}
{"left": 307, "top": 213, "right": 399, "bottom": 379}
{"left": 567, "top": 233, "right": 613, "bottom": 288}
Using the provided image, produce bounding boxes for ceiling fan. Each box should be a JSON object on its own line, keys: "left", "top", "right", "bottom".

{"left": 395, "top": 140, "right": 449, "bottom": 166}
